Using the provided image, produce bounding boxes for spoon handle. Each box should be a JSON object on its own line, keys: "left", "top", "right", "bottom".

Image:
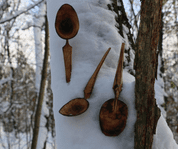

{"left": 84, "top": 48, "right": 111, "bottom": 99}
{"left": 63, "top": 39, "right": 72, "bottom": 83}
{"left": 113, "top": 43, "right": 125, "bottom": 110}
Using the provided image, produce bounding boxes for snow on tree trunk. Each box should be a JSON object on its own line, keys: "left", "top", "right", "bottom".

{"left": 47, "top": 0, "right": 178, "bottom": 149}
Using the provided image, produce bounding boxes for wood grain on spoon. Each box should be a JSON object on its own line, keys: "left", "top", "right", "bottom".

{"left": 84, "top": 48, "right": 111, "bottom": 99}
{"left": 113, "top": 43, "right": 125, "bottom": 110}
{"left": 63, "top": 40, "right": 72, "bottom": 83}
{"left": 55, "top": 4, "right": 79, "bottom": 39}
{"left": 55, "top": 4, "right": 79, "bottom": 83}
{"left": 99, "top": 43, "right": 128, "bottom": 136}
{"left": 59, "top": 47, "right": 111, "bottom": 116}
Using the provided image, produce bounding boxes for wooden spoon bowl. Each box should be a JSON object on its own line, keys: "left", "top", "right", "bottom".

{"left": 99, "top": 99, "right": 128, "bottom": 136}
{"left": 55, "top": 4, "right": 79, "bottom": 39}
{"left": 99, "top": 43, "right": 128, "bottom": 136}
{"left": 55, "top": 4, "right": 79, "bottom": 82}
{"left": 59, "top": 48, "right": 111, "bottom": 116}
{"left": 60, "top": 98, "right": 89, "bottom": 116}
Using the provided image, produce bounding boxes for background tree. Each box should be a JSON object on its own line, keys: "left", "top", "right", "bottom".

{"left": 125, "top": 0, "right": 178, "bottom": 144}
{"left": 0, "top": 0, "right": 55, "bottom": 148}
{"left": 162, "top": 0, "right": 178, "bottom": 142}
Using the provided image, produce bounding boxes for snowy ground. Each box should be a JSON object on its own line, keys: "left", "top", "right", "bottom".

{"left": 47, "top": 0, "right": 178, "bottom": 148}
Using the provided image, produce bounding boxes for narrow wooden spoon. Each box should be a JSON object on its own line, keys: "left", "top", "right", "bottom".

{"left": 55, "top": 4, "right": 79, "bottom": 83}
{"left": 99, "top": 43, "right": 128, "bottom": 136}
{"left": 59, "top": 48, "right": 111, "bottom": 116}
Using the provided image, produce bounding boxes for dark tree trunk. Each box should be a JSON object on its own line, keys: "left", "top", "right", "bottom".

{"left": 134, "top": 0, "right": 163, "bottom": 149}
{"left": 158, "top": 12, "right": 164, "bottom": 74}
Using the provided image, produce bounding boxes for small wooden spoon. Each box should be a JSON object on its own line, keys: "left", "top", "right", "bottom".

{"left": 59, "top": 48, "right": 111, "bottom": 116}
{"left": 99, "top": 43, "right": 128, "bottom": 136}
{"left": 55, "top": 4, "right": 79, "bottom": 83}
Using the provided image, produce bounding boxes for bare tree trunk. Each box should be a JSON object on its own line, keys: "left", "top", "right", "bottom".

{"left": 134, "top": 0, "right": 163, "bottom": 149}
{"left": 31, "top": 15, "right": 49, "bottom": 149}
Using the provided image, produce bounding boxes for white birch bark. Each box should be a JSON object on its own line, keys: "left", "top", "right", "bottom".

{"left": 33, "top": 2, "right": 49, "bottom": 149}
{"left": 34, "top": 3, "right": 45, "bottom": 93}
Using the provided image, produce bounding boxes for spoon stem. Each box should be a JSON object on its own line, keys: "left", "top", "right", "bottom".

{"left": 113, "top": 85, "right": 121, "bottom": 111}
{"left": 113, "top": 43, "right": 125, "bottom": 111}
{"left": 114, "top": 96, "right": 118, "bottom": 112}
{"left": 84, "top": 48, "right": 111, "bottom": 99}
{"left": 63, "top": 39, "right": 72, "bottom": 83}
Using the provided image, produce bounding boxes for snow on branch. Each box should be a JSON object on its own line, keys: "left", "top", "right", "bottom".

{"left": 0, "top": 77, "right": 13, "bottom": 86}
{"left": 0, "top": 0, "right": 45, "bottom": 24}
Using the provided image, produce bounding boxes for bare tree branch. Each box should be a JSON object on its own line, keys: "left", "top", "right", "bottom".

{"left": 128, "top": 0, "right": 139, "bottom": 30}
{"left": 0, "top": 0, "right": 45, "bottom": 24}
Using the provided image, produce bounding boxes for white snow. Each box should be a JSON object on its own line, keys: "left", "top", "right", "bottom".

{"left": 47, "top": 0, "right": 178, "bottom": 148}
{"left": 153, "top": 114, "right": 178, "bottom": 149}
{"left": 0, "top": 77, "right": 12, "bottom": 86}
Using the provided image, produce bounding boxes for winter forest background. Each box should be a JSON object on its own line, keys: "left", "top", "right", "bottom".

{"left": 0, "top": 0, "right": 178, "bottom": 148}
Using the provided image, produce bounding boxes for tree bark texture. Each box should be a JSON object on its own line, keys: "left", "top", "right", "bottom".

{"left": 134, "top": 0, "right": 163, "bottom": 149}
{"left": 31, "top": 15, "right": 49, "bottom": 149}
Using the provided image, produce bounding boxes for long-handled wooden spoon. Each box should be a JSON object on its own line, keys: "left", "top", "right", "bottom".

{"left": 59, "top": 48, "right": 111, "bottom": 116}
{"left": 99, "top": 43, "right": 128, "bottom": 136}
{"left": 55, "top": 4, "right": 79, "bottom": 83}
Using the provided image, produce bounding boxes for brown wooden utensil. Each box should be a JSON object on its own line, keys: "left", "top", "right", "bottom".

{"left": 59, "top": 48, "right": 111, "bottom": 116}
{"left": 55, "top": 4, "right": 79, "bottom": 83}
{"left": 99, "top": 43, "right": 128, "bottom": 136}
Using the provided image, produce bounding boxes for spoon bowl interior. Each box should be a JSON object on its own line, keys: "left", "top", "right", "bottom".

{"left": 59, "top": 98, "right": 89, "bottom": 116}
{"left": 55, "top": 4, "right": 79, "bottom": 39}
{"left": 99, "top": 99, "right": 128, "bottom": 136}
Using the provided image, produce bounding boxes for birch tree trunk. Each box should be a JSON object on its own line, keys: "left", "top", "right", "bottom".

{"left": 31, "top": 15, "right": 49, "bottom": 149}
{"left": 31, "top": 2, "right": 49, "bottom": 149}
{"left": 134, "top": 0, "right": 163, "bottom": 148}
{"left": 34, "top": 3, "right": 45, "bottom": 92}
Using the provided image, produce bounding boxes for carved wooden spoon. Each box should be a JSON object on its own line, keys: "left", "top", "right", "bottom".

{"left": 99, "top": 43, "right": 128, "bottom": 136}
{"left": 59, "top": 48, "right": 111, "bottom": 116}
{"left": 55, "top": 4, "right": 79, "bottom": 83}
